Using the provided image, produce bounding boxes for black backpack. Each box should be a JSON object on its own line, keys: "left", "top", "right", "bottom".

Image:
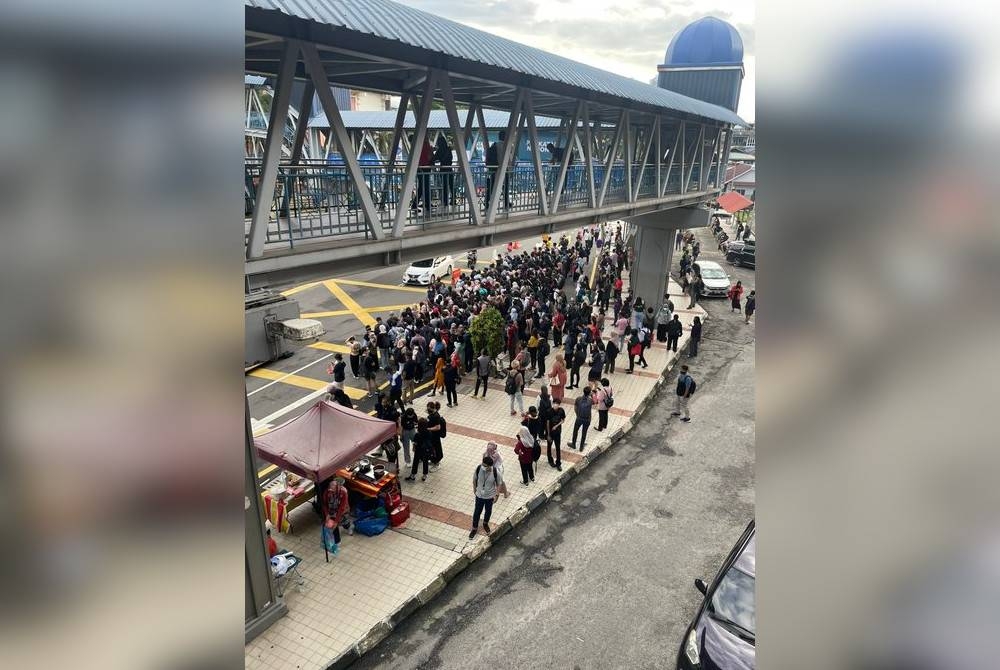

{"left": 439, "top": 416, "right": 447, "bottom": 439}
{"left": 604, "top": 386, "right": 614, "bottom": 408}
{"left": 505, "top": 372, "right": 519, "bottom": 395}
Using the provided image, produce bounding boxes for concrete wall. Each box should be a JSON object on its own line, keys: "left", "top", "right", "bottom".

{"left": 627, "top": 206, "right": 709, "bottom": 305}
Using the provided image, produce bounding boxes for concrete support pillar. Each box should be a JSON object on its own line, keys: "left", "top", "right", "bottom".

{"left": 627, "top": 206, "right": 708, "bottom": 305}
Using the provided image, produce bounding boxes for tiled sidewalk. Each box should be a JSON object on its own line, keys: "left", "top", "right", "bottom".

{"left": 246, "top": 276, "right": 706, "bottom": 670}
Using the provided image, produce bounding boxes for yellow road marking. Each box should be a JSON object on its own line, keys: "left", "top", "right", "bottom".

{"left": 309, "top": 341, "right": 352, "bottom": 354}
{"left": 257, "top": 463, "right": 276, "bottom": 478}
{"left": 300, "top": 309, "right": 354, "bottom": 318}
{"left": 334, "top": 278, "right": 426, "bottom": 293}
{"left": 248, "top": 368, "right": 328, "bottom": 391}
{"left": 248, "top": 368, "right": 368, "bottom": 399}
{"left": 323, "top": 280, "right": 376, "bottom": 327}
{"left": 302, "top": 303, "right": 414, "bottom": 319}
{"left": 280, "top": 281, "right": 321, "bottom": 297}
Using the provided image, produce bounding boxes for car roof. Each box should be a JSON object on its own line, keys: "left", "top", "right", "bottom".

{"left": 697, "top": 260, "right": 723, "bottom": 270}
{"left": 733, "top": 534, "right": 756, "bottom": 577}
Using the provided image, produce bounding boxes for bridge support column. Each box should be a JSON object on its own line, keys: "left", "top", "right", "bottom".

{"left": 627, "top": 206, "right": 708, "bottom": 305}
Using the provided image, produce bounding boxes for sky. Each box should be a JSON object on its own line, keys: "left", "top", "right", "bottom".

{"left": 398, "top": 0, "right": 755, "bottom": 122}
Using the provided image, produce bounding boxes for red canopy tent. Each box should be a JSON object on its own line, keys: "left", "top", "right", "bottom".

{"left": 717, "top": 191, "right": 754, "bottom": 214}
{"left": 255, "top": 400, "right": 397, "bottom": 482}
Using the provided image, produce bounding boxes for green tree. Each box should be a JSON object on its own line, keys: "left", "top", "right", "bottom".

{"left": 469, "top": 306, "right": 504, "bottom": 359}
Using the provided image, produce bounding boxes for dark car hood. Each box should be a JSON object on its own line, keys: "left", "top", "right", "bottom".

{"left": 696, "top": 616, "right": 755, "bottom": 670}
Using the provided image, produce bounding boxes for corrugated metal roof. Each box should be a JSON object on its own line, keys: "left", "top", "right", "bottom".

{"left": 245, "top": 74, "right": 267, "bottom": 86}
{"left": 308, "top": 109, "right": 563, "bottom": 129}
{"left": 246, "top": 0, "right": 745, "bottom": 126}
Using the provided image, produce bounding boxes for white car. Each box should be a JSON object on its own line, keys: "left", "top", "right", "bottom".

{"left": 695, "top": 260, "right": 732, "bottom": 298}
{"left": 402, "top": 255, "right": 454, "bottom": 285}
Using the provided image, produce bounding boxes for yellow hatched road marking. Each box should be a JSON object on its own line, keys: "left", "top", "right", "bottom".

{"left": 334, "top": 278, "right": 426, "bottom": 293}
{"left": 323, "top": 280, "right": 376, "bottom": 327}
{"left": 309, "top": 341, "right": 351, "bottom": 354}
{"left": 302, "top": 303, "right": 415, "bottom": 319}
{"left": 280, "top": 281, "right": 321, "bottom": 297}
{"left": 248, "top": 368, "right": 368, "bottom": 399}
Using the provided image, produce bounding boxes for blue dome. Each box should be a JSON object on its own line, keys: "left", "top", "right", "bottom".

{"left": 664, "top": 17, "right": 743, "bottom": 66}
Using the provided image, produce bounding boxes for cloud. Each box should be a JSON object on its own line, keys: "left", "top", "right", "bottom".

{"left": 399, "top": 0, "right": 753, "bottom": 78}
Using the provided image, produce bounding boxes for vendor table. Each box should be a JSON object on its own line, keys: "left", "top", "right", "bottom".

{"left": 261, "top": 477, "right": 315, "bottom": 534}
{"left": 334, "top": 466, "right": 401, "bottom": 501}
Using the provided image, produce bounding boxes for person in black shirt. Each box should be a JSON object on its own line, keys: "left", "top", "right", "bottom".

{"left": 426, "top": 401, "right": 445, "bottom": 466}
{"left": 404, "top": 418, "right": 432, "bottom": 481}
{"left": 547, "top": 398, "right": 566, "bottom": 470}
{"left": 568, "top": 343, "right": 586, "bottom": 389}
{"left": 604, "top": 337, "right": 619, "bottom": 374}
{"left": 443, "top": 360, "right": 460, "bottom": 407}
{"left": 328, "top": 353, "right": 347, "bottom": 384}
{"left": 400, "top": 407, "right": 417, "bottom": 466}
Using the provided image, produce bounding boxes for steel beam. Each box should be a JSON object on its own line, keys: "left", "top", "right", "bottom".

{"left": 679, "top": 122, "right": 686, "bottom": 194}
{"left": 486, "top": 88, "right": 526, "bottom": 224}
{"left": 661, "top": 125, "right": 681, "bottom": 197}
{"left": 392, "top": 70, "right": 438, "bottom": 236}
{"left": 290, "top": 80, "right": 314, "bottom": 164}
{"left": 598, "top": 109, "right": 626, "bottom": 208}
{"left": 701, "top": 127, "right": 720, "bottom": 192}
{"left": 551, "top": 100, "right": 583, "bottom": 213}
{"left": 718, "top": 130, "right": 733, "bottom": 189}
{"left": 582, "top": 105, "right": 596, "bottom": 208}
{"left": 379, "top": 92, "right": 410, "bottom": 208}
{"left": 684, "top": 124, "right": 704, "bottom": 194}
{"left": 624, "top": 111, "right": 634, "bottom": 202}
{"left": 522, "top": 92, "right": 549, "bottom": 216}
{"left": 247, "top": 39, "right": 297, "bottom": 260}
{"left": 654, "top": 117, "right": 662, "bottom": 198}
{"left": 633, "top": 118, "right": 655, "bottom": 202}
{"left": 438, "top": 71, "right": 484, "bottom": 226}
{"left": 302, "top": 42, "right": 384, "bottom": 240}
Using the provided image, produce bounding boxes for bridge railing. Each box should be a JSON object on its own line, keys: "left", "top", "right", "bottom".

{"left": 245, "top": 159, "right": 719, "bottom": 249}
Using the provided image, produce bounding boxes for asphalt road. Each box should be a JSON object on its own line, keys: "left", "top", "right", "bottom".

{"left": 352, "top": 226, "right": 755, "bottom": 670}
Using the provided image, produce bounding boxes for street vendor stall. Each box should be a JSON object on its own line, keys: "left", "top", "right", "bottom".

{"left": 255, "top": 400, "right": 400, "bottom": 541}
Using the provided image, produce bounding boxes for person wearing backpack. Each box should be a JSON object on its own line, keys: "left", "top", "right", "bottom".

{"left": 671, "top": 364, "right": 696, "bottom": 422}
{"left": 506, "top": 361, "right": 524, "bottom": 416}
{"left": 469, "top": 455, "right": 505, "bottom": 539}
{"left": 594, "top": 378, "right": 614, "bottom": 432}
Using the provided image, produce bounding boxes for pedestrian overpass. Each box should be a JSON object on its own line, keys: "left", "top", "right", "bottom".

{"left": 244, "top": 0, "right": 745, "bottom": 298}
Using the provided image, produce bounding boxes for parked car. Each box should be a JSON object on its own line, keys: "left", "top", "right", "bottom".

{"left": 728, "top": 244, "right": 755, "bottom": 269}
{"left": 402, "top": 255, "right": 454, "bottom": 285}
{"left": 676, "top": 520, "right": 756, "bottom": 670}
{"left": 695, "top": 260, "right": 732, "bottom": 298}
{"left": 722, "top": 236, "right": 755, "bottom": 254}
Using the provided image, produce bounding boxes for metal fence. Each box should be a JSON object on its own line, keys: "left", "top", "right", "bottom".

{"left": 245, "top": 159, "right": 717, "bottom": 249}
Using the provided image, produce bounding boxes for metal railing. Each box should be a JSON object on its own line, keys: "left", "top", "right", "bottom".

{"left": 245, "top": 159, "right": 719, "bottom": 249}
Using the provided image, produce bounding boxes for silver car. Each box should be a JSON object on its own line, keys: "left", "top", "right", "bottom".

{"left": 696, "top": 260, "right": 732, "bottom": 298}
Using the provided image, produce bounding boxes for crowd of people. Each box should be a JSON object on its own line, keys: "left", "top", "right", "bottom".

{"left": 324, "top": 222, "right": 708, "bottom": 540}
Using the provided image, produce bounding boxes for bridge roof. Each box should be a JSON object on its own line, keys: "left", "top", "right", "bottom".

{"left": 246, "top": 0, "right": 745, "bottom": 127}
{"left": 308, "top": 109, "right": 564, "bottom": 130}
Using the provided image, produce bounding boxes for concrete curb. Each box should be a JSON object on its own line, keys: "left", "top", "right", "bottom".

{"left": 333, "top": 330, "right": 697, "bottom": 667}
